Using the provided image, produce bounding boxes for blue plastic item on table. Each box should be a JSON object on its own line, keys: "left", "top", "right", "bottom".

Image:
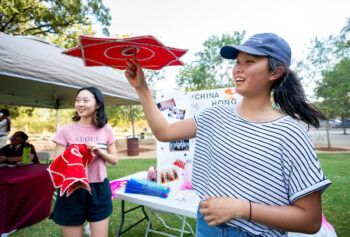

{"left": 125, "top": 178, "right": 170, "bottom": 198}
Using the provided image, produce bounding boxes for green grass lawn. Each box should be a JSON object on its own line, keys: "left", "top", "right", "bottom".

{"left": 317, "top": 153, "right": 350, "bottom": 237}
{"left": 11, "top": 154, "right": 350, "bottom": 237}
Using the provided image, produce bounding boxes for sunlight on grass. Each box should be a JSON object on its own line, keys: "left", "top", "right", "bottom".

{"left": 11, "top": 155, "right": 350, "bottom": 237}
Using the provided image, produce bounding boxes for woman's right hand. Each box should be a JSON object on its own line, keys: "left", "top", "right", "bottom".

{"left": 124, "top": 59, "right": 148, "bottom": 90}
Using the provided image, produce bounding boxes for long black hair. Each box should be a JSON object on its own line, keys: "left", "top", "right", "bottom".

{"left": 72, "top": 87, "right": 108, "bottom": 128}
{"left": 14, "top": 131, "right": 29, "bottom": 141}
{"left": 269, "top": 58, "right": 325, "bottom": 128}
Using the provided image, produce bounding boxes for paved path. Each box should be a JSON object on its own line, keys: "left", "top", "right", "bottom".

{"left": 118, "top": 143, "right": 156, "bottom": 159}
{"left": 308, "top": 128, "right": 350, "bottom": 150}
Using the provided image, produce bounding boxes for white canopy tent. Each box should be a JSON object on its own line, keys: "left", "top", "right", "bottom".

{"left": 0, "top": 32, "right": 151, "bottom": 129}
{"left": 0, "top": 32, "right": 142, "bottom": 109}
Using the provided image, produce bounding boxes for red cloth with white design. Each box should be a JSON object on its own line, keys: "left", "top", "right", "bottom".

{"left": 63, "top": 35, "right": 187, "bottom": 70}
{"left": 47, "top": 144, "right": 94, "bottom": 197}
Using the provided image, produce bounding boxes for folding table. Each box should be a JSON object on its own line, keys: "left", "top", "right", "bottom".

{"left": 114, "top": 171, "right": 200, "bottom": 237}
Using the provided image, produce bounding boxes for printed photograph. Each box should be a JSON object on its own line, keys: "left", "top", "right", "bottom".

{"left": 169, "top": 140, "right": 190, "bottom": 151}
{"left": 157, "top": 98, "right": 176, "bottom": 111}
{"left": 160, "top": 168, "right": 179, "bottom": 184}
{"left": 167, "top": 107, "right": 186, "bottom": 120}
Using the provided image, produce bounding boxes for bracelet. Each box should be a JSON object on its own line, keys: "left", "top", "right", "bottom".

{"left": 248, "top": 200, "right": 252, "bottom": 222}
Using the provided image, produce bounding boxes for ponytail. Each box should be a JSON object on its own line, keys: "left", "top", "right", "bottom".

{"left": 269, "top": 58, "right": 325, "bottom": 128}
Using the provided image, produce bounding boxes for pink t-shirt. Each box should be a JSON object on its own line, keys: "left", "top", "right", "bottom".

{"left": 53, "top": 123, "right": 116, "bottom": 183}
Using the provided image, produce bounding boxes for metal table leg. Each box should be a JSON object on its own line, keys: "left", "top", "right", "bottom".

{"left": 144, "top": 209, "right": 194, "bottom": 237}
{"left": 116, "top": 200, "right": 150, "bottom": 237}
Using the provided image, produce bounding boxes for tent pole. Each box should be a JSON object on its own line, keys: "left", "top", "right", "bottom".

{"left": 55, "top": 98, "right": 60, "bottom": 131}
{"left": 56, "top": 109, "right": 59, "bottom": 131}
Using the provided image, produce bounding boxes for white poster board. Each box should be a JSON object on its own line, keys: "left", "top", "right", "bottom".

{"left": 156, "top": 87, "right": 241, "bottom": 184}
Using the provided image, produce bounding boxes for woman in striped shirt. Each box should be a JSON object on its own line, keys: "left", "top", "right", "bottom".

{"left": 124, "top": 33, "right": 331, "bottom": 237}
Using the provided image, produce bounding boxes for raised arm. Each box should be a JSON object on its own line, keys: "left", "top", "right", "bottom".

{"left": 124, "top": 59, "right": 196, "bottom": 142}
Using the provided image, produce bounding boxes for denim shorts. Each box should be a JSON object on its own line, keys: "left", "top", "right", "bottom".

{"left": 196, "top": 208, "right": 256, "bottom": 237}
{"left": 50, "top": 178, "right": 113, "bottom": 226}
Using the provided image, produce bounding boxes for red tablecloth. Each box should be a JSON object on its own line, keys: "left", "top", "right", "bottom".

{"left": 0, "top": 164, "right": 55, "bottom": 234}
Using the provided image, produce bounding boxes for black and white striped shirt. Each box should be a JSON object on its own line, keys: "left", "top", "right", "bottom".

{"left": 192, "top": 104, "right": 331, "bottom": 237}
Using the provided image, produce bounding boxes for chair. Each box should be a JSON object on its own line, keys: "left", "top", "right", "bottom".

{"left": 36, "top": 152, "right": 51, "bottom": 164}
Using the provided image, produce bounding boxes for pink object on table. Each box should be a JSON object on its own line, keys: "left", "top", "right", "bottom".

{"left": 180, "top": 162, "right": 193, "bottom": 190}
{"left": 147, "top": 166, "right": 157, "bottom": 182}
{"left": 320, "top": 215, "right": 337, "bottom": 236}
{"left": 63, "top": 35, "right": 187, "bottom": 70}
{"left": 109, "top": 179, "right": 127, "bottom": 199}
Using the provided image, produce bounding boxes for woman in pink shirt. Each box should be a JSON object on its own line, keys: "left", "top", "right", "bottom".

{"left": 50, "top": 87, "right": 118, "bottom": 237}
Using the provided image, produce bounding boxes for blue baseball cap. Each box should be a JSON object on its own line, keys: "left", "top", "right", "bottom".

{"left": 220, "top": 33, "right": 292, "bottom": 66}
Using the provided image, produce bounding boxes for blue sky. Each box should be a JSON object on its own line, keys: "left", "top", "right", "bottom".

{"left": 99, "top": 0, "right": 349, "bottom": 91}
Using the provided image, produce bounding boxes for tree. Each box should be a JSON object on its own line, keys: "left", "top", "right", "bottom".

{"left": 106, "top": 105, "right": 144, "bottom": 138}
{"left": 303, "top": 18, "right": 350, "bottom": 86}
{"left": 176, "top": 31, "right": 245, "bottom": 90}
{"left": 316, "top": 58, "right": 350, "bottom": 135}
{"left": 144, "top": 69, "right": 166, "bottom": 89}
{"left": 0, "top": 105, "right": 34, "bottom": 119}
{"left": 0, "top": 106, "right": 74, "bottom": 134}
{"left": 340, "top": 17, "right": 350, "bottom": 50}
{"left": 301, "top": 18, "right": 350, "bottom": 144}
{"left": 0, "top": 0, "right": 111, "bottom": 37}
{"left": 46, "top": 24, "right": 96, "bottom": 49}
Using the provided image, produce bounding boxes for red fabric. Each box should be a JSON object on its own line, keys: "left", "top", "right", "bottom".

{"left": 0, "top": 164, "right": 54, "bottom": 234}
{"left": 47, "top": 144, "right": 93, "bottom": 197}
{"left": 63, "top": 35, "right": 187, "bottom": 70}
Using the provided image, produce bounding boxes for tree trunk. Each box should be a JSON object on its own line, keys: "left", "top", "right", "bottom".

{"left": 326, "top": 119, "right": 331, "bottom": 149}
{"left": 341, "top": 116, "right": 348, "bottom": 135}
{"left": 131, "top": 119, "right": 135, "bottom": 138}
{"left": 128, "top": 105, "right": 136, "bottom": 138}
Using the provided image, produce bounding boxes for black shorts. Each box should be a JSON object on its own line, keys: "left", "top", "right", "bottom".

{"left": 50, "top": 178, "right": 113, "bottom": 226}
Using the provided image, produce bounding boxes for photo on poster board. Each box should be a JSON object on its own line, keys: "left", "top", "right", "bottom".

{"left": 157, "top": 98, "right": 176, "bottom": 111}
{"left": 156, "top": 88, "right": 241, "bottom": 184}
{"left": 169, "top": 139, "right": 189, "bottom": 151}
{"left": 167, "top": 107, "right": 186, "bottom": 120}
{"left": 159, "top": 167, "right": 179, "bottom": 184}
